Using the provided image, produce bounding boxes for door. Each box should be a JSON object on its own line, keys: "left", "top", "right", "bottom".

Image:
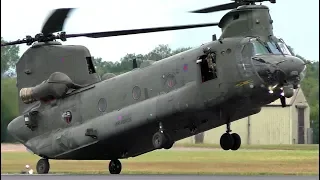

{"left": 297, "top": 108, "right": 305, "bottom": 144}
{"left": 198, "top": 52, "right": 223, "bottom": 106}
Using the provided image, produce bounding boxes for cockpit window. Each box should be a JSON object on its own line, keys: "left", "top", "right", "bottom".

{"left": 252, "top": 40, "right": 270, "bottom": 55}
{"left": 240, "top": 38, "right": 271, "bottom": 78}
{"left": 266, "top": 38, "right": 293, "bottom": 55}
{"left": 266, "top": 41, "right": 282, "bottom": 54}
{"left": 246, "top": 38, "right": 271, "bottom": 56}
{"left": 277, "top": 41, "right": 292, "bottom": 55}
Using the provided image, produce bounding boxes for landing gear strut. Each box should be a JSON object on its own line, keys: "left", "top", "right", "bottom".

{"left": 109, "top": 159, "right": 122, "bottom": 174}
{"left": 220, "top": 119, "right": 241, "bottom": 151}
{"left": 36, "top": 158, "right": 50, "bottom": 174}
{"left": 152, "top": 122, "right": 174, "bottom": 149}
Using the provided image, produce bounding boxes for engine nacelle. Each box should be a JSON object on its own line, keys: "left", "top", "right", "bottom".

{"left": 19, "top": 72, "right": 82, "bottom": 104}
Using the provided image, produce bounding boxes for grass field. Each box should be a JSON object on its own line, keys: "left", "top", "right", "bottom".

{"left": 175, "top": 143, "right": 319, "bottom": 151}
{"left": 1, "top": 148, "right": 319, "bottom": 175}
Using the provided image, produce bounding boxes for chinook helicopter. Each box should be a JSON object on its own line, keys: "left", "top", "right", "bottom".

{"left": 2, "top": 0, "right": 306, "bottom": 175}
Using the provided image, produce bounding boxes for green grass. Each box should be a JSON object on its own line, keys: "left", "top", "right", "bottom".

{"left": 1, "top": 149, "right": 319, "bottom": 175}
{"left": 174, "top": 143, "right": 319, "bottom": 151}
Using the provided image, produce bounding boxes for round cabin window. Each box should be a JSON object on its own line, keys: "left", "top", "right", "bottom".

{"left": 132, "top": 86, "right": 141, "bottom": 100}
{"left": 98, "top": 98, "right": 107, "bottom": 112}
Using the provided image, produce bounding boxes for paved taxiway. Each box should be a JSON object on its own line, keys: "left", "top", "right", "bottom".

{"left": 1, "top": 175, "right": 319, "bottom": 180}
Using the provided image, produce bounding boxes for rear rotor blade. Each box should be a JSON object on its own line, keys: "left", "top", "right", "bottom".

{"left": 66, "top": 22, "right": 219, "bottom": 39}
{"left": 41, "top": 8, "right": 74, "bottom": 35}
{"left": 1, "top": 40, "right": 27, "bottom": 46}
{"left": 1, "top": 22, "right": 219, "bottom": 47}
{"left": 190, "top": 2, "right": 239, "bottom": 13}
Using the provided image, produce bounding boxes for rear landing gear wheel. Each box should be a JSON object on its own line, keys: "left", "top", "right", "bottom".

{"left": 36, "top": 158, "right": 50, "bottom": 174}
{"left": 109, "top": 159, "right": 122, "bottom": 174}
{"left": 152, "top": 131, "right": 167, "bottom": 149}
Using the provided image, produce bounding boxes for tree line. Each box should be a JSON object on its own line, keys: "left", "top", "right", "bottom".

{"left": 1, "top": 37, "right": 319, "bottom": 143}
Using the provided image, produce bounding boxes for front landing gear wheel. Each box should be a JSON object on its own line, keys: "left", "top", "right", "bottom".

{"left": 220, "top": 133, "right": 234, "bottom": 150}
{"left": 163, "top": 141, "right": 174, "bottom": 149}
{"left": 36, "top": 158, "right": 50, "bottom": 174}
{"left": 152, "top": 132, "right": 167, "bottom": 149}
{"left": 231, "top": 133, "right": 241, "bottom": 151}
{"left": 163, "top": 134, "right": 174, "bottom": 149}
{"left": 109, "top": 159, "right": 122, "bottom": 174}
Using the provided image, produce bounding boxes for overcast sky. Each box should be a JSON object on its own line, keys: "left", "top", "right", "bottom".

{"left": 1, "top": 0, "right": 319, "bottom": 62}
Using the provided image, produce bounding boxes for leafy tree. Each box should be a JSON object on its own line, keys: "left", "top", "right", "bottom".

{"left": 145, "top": 44, "right": 172, "bottom": 60}
{"left": 1, "top": 78, "right": 19, "bottom": 142}
{"left": 93, "top": 44, "right": 192, "bottom": 76}
{"left": 1, "top": 37, "right": 20, "bottom": 76}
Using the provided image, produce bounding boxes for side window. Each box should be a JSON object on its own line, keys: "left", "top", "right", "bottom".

{"left": 239, "top": 44, "right": 254, "bottom": 77}
{"left": 241, "top": 43, "right": 253, "bottom": 62}
{"left": 198, "top": 49, "right": 218, "bottom": 82}
{"left": 86, "top": 57, "right": 96, "bottom": 74}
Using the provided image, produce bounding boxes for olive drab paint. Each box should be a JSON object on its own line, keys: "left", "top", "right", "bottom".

{"left": 4, "top": 0, "right": 306, "bottom": 174}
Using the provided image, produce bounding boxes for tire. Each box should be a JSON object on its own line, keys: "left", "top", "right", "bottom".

{"left": 220, "top": 133, "right": 234, "bottom": 150}
{"left": 231, "top": 133, "right": 241, "bottom": 151}
{"left": 36, "top": 158, "right": 50, "bottom": 174}
{"left": 109, "top": 159, "right": 122, "bottom": 174}
{"left": 152, "top": 132, "right": 167, "bottom": 149}
{"left": 163, "top": 141, "right": 174, "bottom": 149}
{"left": 163, "top": 133, "right": 174, "bottom": 149}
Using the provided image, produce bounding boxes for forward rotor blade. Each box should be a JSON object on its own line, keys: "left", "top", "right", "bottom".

{"left": 41, "top": 8, "right": 75, "bottom": 35}
{"left": 190, "top": 2, "right": 239, "bottom": 13}
{"left": 66, "top": 22, "right": 219, "bottom": 39}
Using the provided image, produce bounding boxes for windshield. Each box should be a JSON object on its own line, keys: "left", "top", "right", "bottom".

{"left": 266, "top": 38, "right": 293, "bottom": 55}
{"left": 266, "top": 41, "right": 281, "bottom": 54}
{"left": 277, "top": 41, "right": 292, "bottom": 55}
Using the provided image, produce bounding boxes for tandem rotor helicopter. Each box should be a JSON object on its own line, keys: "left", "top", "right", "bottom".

{"left": 2, "top": 0, "right": 306, "bottom": 175}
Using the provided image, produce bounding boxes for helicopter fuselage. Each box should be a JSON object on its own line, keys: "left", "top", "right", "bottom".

{"left": 7, "top": 35, "right": 306, "bottom": 160}
{"left": 3, "top": 2, "right": 310, "bottom": 175}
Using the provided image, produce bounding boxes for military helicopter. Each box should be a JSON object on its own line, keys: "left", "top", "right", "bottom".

{"left": 2, "top": 0, "right": 306, "bottom": 175}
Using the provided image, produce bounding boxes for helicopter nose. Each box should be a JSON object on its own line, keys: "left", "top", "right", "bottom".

{"left": 253, "top": 55, "right": 306, "bottom": 87}
{"left": 276, "top": 55, "right": 306, "bottom": 85}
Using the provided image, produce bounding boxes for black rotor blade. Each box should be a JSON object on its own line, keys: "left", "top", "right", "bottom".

{"left": 41, "top": 8, "right": 74, "bottom": 35}
{"left": 1, "top": 22, "right": 219, "bottom": 47}
{"left": 1, "top": 40, "right": 27, "bottom": 46}
{"left": 190, "top": 2, "right": 239, "bottom": 13}
{"left": 66, "top": 22, "right": 219, "bottom": 39}
{"left": 280, "top": 96, "right": 286, "bottom": 108}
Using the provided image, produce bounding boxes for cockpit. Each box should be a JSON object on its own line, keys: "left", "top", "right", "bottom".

{"left": 239, "top": 36, "right": 306, "bottom": 88}
{"left": 245, "top": 37, "right": 293, "bottom": 56}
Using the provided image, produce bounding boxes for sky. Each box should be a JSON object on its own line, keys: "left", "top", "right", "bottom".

{"left": 1, "top": 0, "right": 319, "bottom": 62}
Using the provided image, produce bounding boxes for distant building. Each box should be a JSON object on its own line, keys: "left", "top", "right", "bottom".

{"left": 177, "top": 88, "right": 312, "bottom": 145}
